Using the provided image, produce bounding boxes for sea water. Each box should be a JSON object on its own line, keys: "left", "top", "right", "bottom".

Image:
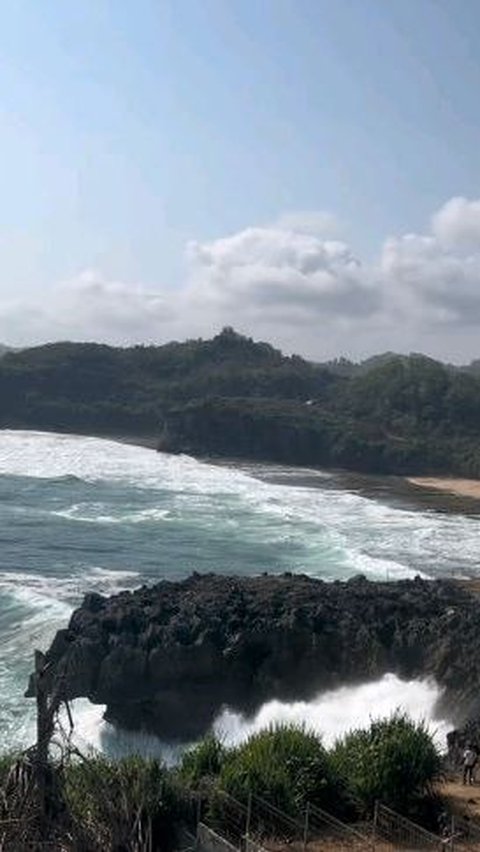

{"left": 0, "top": 429, "right": 477, "bottom": 756}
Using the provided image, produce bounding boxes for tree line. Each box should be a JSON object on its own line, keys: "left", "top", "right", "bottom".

{"left": 2, "top": 327, "right": 480, "bottom": 476}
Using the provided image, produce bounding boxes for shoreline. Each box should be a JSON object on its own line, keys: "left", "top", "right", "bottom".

{"left": 5, "top": 425, "right": 480, "bottom": 507}
{"left": 101, "top": 433, "right": 159, "bottom": 451}
{"left": 408, "top": 476, "right": 480, "bottom": 501}
{"left": 96, "top": 434, "right": 480, "bottom": 504}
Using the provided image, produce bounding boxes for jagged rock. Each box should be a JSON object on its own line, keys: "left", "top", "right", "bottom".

{"left": 26, "top": 574, "right": 480, "bottom": 740}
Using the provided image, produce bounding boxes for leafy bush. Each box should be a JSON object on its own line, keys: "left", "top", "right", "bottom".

{"left": 218, "top": 723, "right": 350, "bottom": 818}
{"left": 332, "top": 712, "right": 441, "bottom": 815}
{"left": 180, "top": 734, "right": 225, "bottom": 785}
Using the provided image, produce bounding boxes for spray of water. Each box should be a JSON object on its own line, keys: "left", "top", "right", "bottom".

{"left": 213, "top": 673, "right": 450, "bottom": 750}
{"left": 62, "top": 673, "right": 450, "bottom": 763}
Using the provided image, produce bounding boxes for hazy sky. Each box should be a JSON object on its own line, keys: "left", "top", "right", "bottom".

{"left": 1, "top": 0, "right": 480, "bottom": 361}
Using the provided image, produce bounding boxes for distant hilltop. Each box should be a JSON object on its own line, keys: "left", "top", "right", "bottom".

{"left": 2, "top": 327, "right": 480, "bottom": 478}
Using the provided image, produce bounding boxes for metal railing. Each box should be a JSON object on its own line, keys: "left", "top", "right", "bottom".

{"left": 443, "top": 813, "right": 480, "bottom": 851}
{"left": 203, "top": 788, "right": 249, "bottom": 849}
{"left": 199, "top": 790, "right": 375, "bottom": 851}
{"left": 306, "top": 801, "right": 374, "bottom": 850}
{"left": 249, "top": 793, "right": 307, "bottom": 851}
{"left": 372, "top": 802, "right": 446, "bottom": 850}
{"left": 194, "top": 790, "right": 480, "bottom": 852}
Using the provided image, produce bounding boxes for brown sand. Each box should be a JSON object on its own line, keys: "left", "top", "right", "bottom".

{"left": 408, "top": 477, "right": 480, "bottom": 500}
{"left": 440, "top": 777, "right": 480, "bottom": 822}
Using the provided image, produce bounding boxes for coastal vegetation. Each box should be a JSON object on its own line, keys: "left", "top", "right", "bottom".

{"left": 63, "top": 754, "right": 177, "bottom": 850}
{"left": 0, "top": 716, "right": 443, "bottom": 850}
{"left": 331, "top": 713, "right": 441, "bottom": 814}
{"left": 213, "top": 724, "right": 352, "bottom": 818}
{"left": 2, "top": 327, "right": 480, "bottom": 476}
{"left": 179, "top": 717, "right": 441, "bottom": 822}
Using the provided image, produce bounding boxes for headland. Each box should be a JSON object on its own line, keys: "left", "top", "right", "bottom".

{"left": 28, "top": 572, "right": 480, "bottom": 741}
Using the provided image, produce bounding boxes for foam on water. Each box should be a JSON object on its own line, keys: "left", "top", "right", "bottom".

{"left": 52, "top": 504, "right": 173, "bottom": 524}
{"left": 213, "top": 674, "right": 451, "bottom": 751}
{"left": 0, "top": 566, "right": 140, "bottom": 606}
{"left": 0, "top": 564, "right": 143, "bottom": 753}
{"left": 1, "top": 429, "right": 478, "bottom": 580}
{"left": 0, "top": 430, "right": 254, "bottom": 492}
{"left": 62, "top": 701, "right": 185, "bottom": 766}
{"left": 57, "top": 673, "right": 451, "bottom": 762}
{"left": 0, "top": 430, "right": 476, "bottom": 755}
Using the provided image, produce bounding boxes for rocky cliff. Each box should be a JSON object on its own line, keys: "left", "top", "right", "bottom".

{"left": 27, "top": 574, "right": 480, "bottom": 740}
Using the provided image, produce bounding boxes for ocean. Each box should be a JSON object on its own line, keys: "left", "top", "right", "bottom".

{"left": 0, "top": 429, "right": 477, "bottom": 758}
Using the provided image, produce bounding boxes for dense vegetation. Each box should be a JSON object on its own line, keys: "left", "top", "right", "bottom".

{"left": 64, "top": 754, "right": 177, "bottom": 850}
{"left": 2, "top": 327, "right": 480, "bottom": 476}
{"left": 216, "top": 725, "right": 351, "bottom": 818}
{"left": 331, "top": 713, "right": 441, "bottom": 814}
{"left": 180, "top": 716, "right": 440, "bottom": 822}
{"left": 0, "top": 716, "right": 443, "bottom": 850}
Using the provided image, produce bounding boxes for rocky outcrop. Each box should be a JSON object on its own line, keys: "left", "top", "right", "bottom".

{"left": 27, "top": 574, "right": 480, "bottom": 740}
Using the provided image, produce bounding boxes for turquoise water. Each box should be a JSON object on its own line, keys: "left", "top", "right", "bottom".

{"left": 0, "top": 429, "right": 477, "bottom": 754}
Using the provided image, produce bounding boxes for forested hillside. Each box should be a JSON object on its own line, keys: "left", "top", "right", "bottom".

{"left": 2, "top": 327, "right": 480, "bottom": 476}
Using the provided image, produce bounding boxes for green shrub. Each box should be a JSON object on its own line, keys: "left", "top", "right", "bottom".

{"left": 332, "top": 712, "right": 441, "bottom": 815}
{"left": 64, "top": 754, "right": 178, "bottom": 850}
{"left": 180, "top": 734, "right": 225, "bottom": 785}
{"left": 218, "top": 723, "right": 350, "bottom": 818}
{"left": 0, "top": 752, "right": 21, "bottom": 788}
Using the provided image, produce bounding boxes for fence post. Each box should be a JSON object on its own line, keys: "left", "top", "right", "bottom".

{"left": 303, "top": 802, "right": 310, "bottom": 852}
{"left": 148, "top": 816, "right": 153, "bottom": 852}
{"left": 246, "top": 792, "right": 252, "bottom": 840}
{"left": 372, "top": 800, "right": 379, "bottom": 849}
{"left": 195, "top": 795, "right": 202, "bottom": 851}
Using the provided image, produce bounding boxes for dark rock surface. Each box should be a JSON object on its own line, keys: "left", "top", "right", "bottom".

{"left": 27, "top": 574, "right": 480, "bottom": 740}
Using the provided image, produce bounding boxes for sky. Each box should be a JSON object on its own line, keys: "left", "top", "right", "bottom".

{"left": 1, "top": 0, "right": 480, "bottom": 362}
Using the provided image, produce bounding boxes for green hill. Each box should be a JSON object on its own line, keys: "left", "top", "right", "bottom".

{"left": 1, "top": 327, "right": 480, "bottom": 477}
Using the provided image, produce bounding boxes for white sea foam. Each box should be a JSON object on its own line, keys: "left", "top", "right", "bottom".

{"left": 0, "top": 566, "right": 143, "bottom": 756}
{"left": 52, "top": 503, "right": 173, "bottom": 524}
{"left": 62, "top": 701, "right": 185, "bottom": 765}
{"left": 0, "top": 566, "right": 140, "bottom": 606}
{"left": 0, "top": 430, "right": 254, "bottom": 492}
{"left": 0, "top": 429, "right": 478, "bottom": 580}
{"left": 57, "top": 673, "right": 450, "bottom": 762}
{"left": 213, "top": 673, "right": 451, "bottom": 750}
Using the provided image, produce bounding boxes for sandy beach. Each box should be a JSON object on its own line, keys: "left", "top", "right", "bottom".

{"left": 408, "top": 476, "right": 480, "bottom": 500}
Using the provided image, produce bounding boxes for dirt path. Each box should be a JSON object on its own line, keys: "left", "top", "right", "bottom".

{"left": 439, "top": 778, "right": 480, "bottom": 822}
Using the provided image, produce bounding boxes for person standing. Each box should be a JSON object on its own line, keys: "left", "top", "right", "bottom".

{"left": 462, "top": 745, "right": 477, "bottom": 785}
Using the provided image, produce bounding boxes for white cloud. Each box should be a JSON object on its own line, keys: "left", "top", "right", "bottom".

{"left": 0, "top": 271, "right": 173, "bottom": 346}
{"left": 431, "top": 197, "right": 480, "bottom": 251}
{"left": 381, "top": 198, "right": 480, "bottom": 325}
{"left": 186, "top": 226, "right": 378, "bottom": 327}
{"left": 2, "top": 199, "right": 480, "bottom": 360}
{"left": 57, "top": 270, "right": 173, "bottom": 339}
